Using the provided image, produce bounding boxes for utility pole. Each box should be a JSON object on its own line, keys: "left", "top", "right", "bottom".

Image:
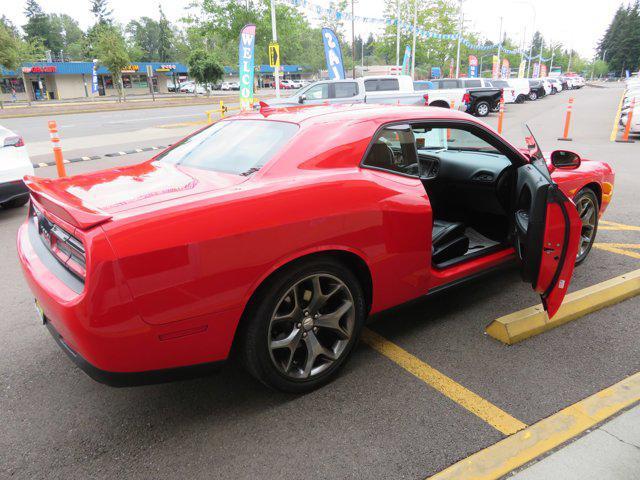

{"left": 537, "top": 37, "right": 543, "bottom": 77}
{"left": 270, "top": 0, "right": 280, "bottom": 98}
{"left": 455, "top": 7, "right": 464, "bottom": 78}
{"left": 520, "top": 25, "right": 527, "bottom": 74}
{"left": 351, "top": 0, "right": 356, "bottom": 79}
{"left": 411, "top": 0, "right": 417, "bottom": 79}
{"left": 568, "top": 48, "right": 573, "bottom": 72}
{"left": 395, "top": 0, "right": 401, "bottom": 66}
{"left": 549, "top": 40, "right": 554, "bottom": 73}
{"left": 496, "top": 16, "right": 503, "bottom": 78}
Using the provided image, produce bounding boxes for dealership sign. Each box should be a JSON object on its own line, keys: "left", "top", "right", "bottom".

{"left": 322, "top": 27, "right": 346, "bottom": 80}
{"left": 238, "top": 24, "right": 257, "bottom": 110}
{"left": 156, "top": 64, "right": 176, "bottom": 72}
{"left": 22, "top": 66, "right": 57, "bottom": 74}
{"left": 468, "top": 55, "right": 478, "bottom": 78}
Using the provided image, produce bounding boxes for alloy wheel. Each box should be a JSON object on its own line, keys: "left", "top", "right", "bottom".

{"left": 477, "top": 103, "right": 489, "bottom": 116}
{"left": 577, "top": 195, "right": 597, "bottom": 259}
{"left": 268, "top": 274, "right": 355, "bottom": 380}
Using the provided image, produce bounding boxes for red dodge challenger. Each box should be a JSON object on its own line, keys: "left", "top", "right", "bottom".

{"left": 17, "top": 104, "right": 614, "bottom": 392}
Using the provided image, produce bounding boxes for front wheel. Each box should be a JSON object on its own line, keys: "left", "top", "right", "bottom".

{"left": 528, "top": 91, "right": 538, "bottom": 101}
{"left": 475, "top": 100, "right": 490, "bottom": 117}
{"left": 240, "top": 258, "right": 366, "bottom": 393}
{"left": 574, "top": 188, "right": 599, "bottom": 265}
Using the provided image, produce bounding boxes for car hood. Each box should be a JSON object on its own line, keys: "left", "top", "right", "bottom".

{"left": 28, "top": 160, "right": 248, "bottom": 216}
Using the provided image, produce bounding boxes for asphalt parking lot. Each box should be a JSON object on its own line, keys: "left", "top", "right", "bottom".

{"left": 1, "top": 84, "right": 639, "bottom": 479}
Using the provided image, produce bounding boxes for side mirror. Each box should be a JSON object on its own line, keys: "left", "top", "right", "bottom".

{"left": 298, "top": 95, "right": 306, "bottom": 104}
{"left": 550, "top": 150, "right": 581, "bottom": 169}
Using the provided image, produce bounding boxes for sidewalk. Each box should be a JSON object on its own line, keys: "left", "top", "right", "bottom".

{"left": 509, "top": 404, "right": 640, "bottom": 479}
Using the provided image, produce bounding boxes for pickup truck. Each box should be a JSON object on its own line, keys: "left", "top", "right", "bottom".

{"left": 427, "top": 78, "right": 503, "bottom": 117}
{"left": 266, "top": 75, "right": 467, "bottom": 111}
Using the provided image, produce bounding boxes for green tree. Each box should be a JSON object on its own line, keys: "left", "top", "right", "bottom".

{"left": 91, "top": 0, "right": 113, "bottom": 24}
{"left": 126, "top": 17, "right": 160, "bottom": 61}
{"left": 187, "top": 48, "right": 223, "bottom": 96}
{"left": 597, "top": 2, "right": 640, "bottom": 74}
{"left": 157, "top": 5, "right": 174, "bottom": 62}
{"left": 95, "top": 26, "right": 130, "bottom": 101}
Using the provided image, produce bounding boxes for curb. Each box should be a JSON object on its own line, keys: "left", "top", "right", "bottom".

{"left": 485, "top": 269, "right": 640, "bottom": 345}
{"left": 34, "top": 145, "right": 167, "bottom": 169}
{"left": 428, "top": 372, "right": 640, "bottom": 480}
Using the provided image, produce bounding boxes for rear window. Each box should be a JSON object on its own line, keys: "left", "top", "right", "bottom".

{"left": 464, "top": 79, "right": 482, "bottom": 87}
{"left": 157, "top": 120, "right": 298, "bottom": 175}
{"left": 437, "top": 80, "right": 459, "bottom": 89}
{"left": 491, "top": 80, "right": 509, "bottom": 87}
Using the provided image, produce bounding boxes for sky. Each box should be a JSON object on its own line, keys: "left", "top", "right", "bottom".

{"left": 1, "top": 0, "right": 630, "bottom": 58}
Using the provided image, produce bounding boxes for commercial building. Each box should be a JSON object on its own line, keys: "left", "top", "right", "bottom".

{"left": 0, "top": 62, "right": 188, "bottom": 102}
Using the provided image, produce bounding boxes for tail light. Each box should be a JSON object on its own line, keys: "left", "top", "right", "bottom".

{"left": 423, "top": 93, "right": 429, "bottom": 105}
{"left": 4, "top": 135, "right": 24, "bottom": 147}
{"left": 462, "top": 93, "right": 471, "bottom": 105}
{"left": 32, "top": 204, "right": 86, "bottom": 279}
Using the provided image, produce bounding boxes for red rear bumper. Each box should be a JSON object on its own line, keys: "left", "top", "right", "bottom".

{"left": 17, "top": 220, "right": 241, "bottom": 385}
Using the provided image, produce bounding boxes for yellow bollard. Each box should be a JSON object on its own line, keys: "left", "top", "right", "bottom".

{"left": 48, "top": 120, "right": 67, "bottom": 177}
{"left": 219, "top": 100, "right": 225, "bottom": 119}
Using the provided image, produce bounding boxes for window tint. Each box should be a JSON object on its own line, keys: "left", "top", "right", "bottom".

{"left": 364, "top": 79, "right": 378, "bottom": 92}
{"left": 491, "top": 80, "right": 509, "bottom": 87}
{"left": 363, "top": 127, "right": 417, "bottom": 175}
{"left": 305, "top": 83, "right": 329, "bottom": 99}
{"left": 157, "top": 120, "right": 298, "bottom": 175}
{"left": 438, "top": 80, "right": 459, "bottom": 89}
{"left": 334, "top": 82, "right": 358, "bottom": 98}
{"left": 465, "top": 79, "right": 482, "bottom": 87}
{"left": 377, "top": 78, "right": 399, "bottom": 91}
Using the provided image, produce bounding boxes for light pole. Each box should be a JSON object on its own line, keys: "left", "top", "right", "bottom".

{"left": 549, "top": 40, "right": 555, "bottom": 73}
{"left": 395, "top": 0, "right": 401, "bottom": 67}
{"left": 411, "top": 0, "right": 417, "bottom": 79}
{"left": 455, "top": 0, "right": 464, "bottom": 78}
{"left": 496, "top": 16, "right": 503, "bottom": 78}
{"left": 270, "top": 0, "right": 280, "bottom": 98}
{"left": 351, "top": 0, "right": 356, "bottom": 79}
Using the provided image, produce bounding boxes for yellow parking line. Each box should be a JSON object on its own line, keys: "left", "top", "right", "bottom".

{"left": 361, "top": 328, "right": 527, "bottom": 435}
{"left": 594, "top": 243, "right": 640, "bottom": 259}
{"left": 428, "top": 371, "right": 640, "bottom": 480}
{"left": 609, "top": 90, "right": 625, "bottom": 142}
{"left": 598, "top": 220, "right": 640, "bottom": 231}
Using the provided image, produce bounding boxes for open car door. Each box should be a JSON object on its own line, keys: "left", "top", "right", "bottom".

{"left": 514, "top": 127, "right": 581, "bottom": 318}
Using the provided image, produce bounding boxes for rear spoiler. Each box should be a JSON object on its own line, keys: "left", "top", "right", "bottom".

{"left": 24, "top": 176, "right": 112, "bottom": 230}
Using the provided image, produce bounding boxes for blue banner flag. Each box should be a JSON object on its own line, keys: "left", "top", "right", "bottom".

{"left": 238, "top": 24, "right": 256, "bottom": 110}
{"left": 322, "top": 28, "right": 345, "bottom": 79}
{"left": 401, "top": 45, "right": 411, "bottom": 75}
{"left": 91, "top": 60, "right": 98, "bottom": 94}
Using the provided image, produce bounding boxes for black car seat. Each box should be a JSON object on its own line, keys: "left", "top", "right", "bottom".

{"left": 432, "top": 220, "right": 469, "bottom": 265}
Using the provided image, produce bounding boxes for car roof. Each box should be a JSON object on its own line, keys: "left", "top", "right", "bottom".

{"left": 228, "top": 103, "right": 471, "bottom": 127}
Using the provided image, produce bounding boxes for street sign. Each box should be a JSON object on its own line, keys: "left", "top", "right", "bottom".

{"left": 269, "top": 43, "right": 280, "bottom": 68}
{"left": 146, "top": 65, "right": 154, "bottom": 78}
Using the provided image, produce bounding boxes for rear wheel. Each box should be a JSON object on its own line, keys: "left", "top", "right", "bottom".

{"left": 1, "top": 196, "right": 28, "bottom": 209}
{"left": 528, "top": 91, "right": 538, "bottom": 101}
{"left": 475, "top": 100, "right": 490, "bottom": 117}
{"left": 240, "top": 258, "right": 366, "bottom": 393}
{"left": 516, "top": 94, "right": 526, "bottom": 103}
{"left": 574, "top": 188, "right": 599, "bottom": 265}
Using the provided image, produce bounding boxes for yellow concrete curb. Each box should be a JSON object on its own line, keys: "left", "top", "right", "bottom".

{"left": 428, "top": 372, "right": 640, "bottom": 480}
{"left": 486, "top": 269, "right": 640, "bottom": 345}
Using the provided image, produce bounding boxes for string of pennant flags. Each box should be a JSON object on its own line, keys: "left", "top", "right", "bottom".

{"left": 280, "top": 0, "right": 551, "bottom": 61}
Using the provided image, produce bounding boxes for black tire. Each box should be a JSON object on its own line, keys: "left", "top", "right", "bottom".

{"left": 239, "top": 257, "right": 367, "bottom": 393}
{"left": 516, "top": 94, "right": 526, "bottom": 104}
{"left": 1, "top": 196, "right": 29, "bottom": 209}
{"left": 528, "top": 91, "right": 538, "bottom": 101}
{"left": 474, "top": 100, "right": 490, "bottom": 117}
{"left": 574, "top": 188, "right": 599, "bottom": 265}
{"left": 429, "top": 101, "right": 450, "bottom": 109}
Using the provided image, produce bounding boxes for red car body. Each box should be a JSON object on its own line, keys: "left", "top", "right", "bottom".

{"left": 17, "top": 104, "right": 614, "bottom": 386}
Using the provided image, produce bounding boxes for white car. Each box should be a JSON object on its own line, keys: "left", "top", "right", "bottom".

{"left": 541, "top": 79, "right": 553, "bottom": 96}
{"left": 221, "top": 82, "right": 233, "bottom": 91}
{"left": 0, "top": 126, "right": 33, "bottom": 209}
{"left": 506, "top": 78, "right": 531, "bottom": 103}
{"left": 486, "top": 79, "right": 517, "bottom": 103}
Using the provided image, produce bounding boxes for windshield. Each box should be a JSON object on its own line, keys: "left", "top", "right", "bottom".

{"left": 157, "top": 120, "right": 298, "bottom": 175}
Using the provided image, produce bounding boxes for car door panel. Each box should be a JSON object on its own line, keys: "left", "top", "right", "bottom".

{"left": 514, "top": 161, "right": 581, "bottom": 318}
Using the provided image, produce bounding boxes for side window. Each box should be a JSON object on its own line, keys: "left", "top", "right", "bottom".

{"left": 334, "top": 82, "right": 358, "bottom": 98}
{"left": 305, "top": 83, "right": 329, "bottom": 100}
{"left": 364, "top": 79, "right": 378, "bottom": 92}
{"left": 377, "top": 78, "right": 399, "bottom": 91}
{"left": 363, "top": 127, "right": 418, "bottom": 176}
{"left": 413, "top": 126, "right": 499, "bottom": 153}
{"left": 465, "top": 79, "right": 482, "bottom": 87}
